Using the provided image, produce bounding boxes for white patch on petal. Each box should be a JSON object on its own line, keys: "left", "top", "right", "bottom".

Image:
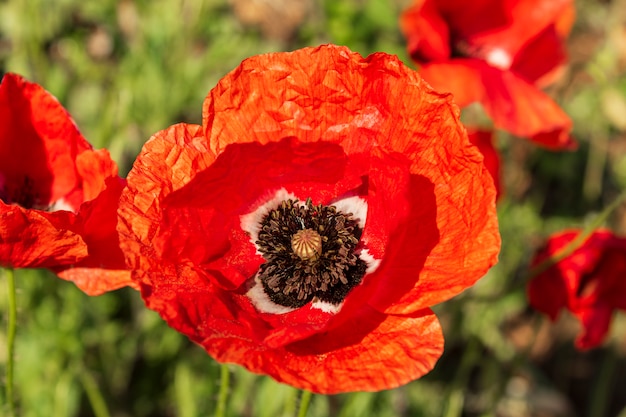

{"left": 331, "top": 195, "right": 368, "bottom": 229}
{"left": 240, "top": 188, "right": 298, "bottom": 252}
{"left": 246, "top": 275, "right": 296, "bottom": 315}
{"left": 327, "top": 106, "right": 382, "bottom": 133}
{"left": 485, "top": 48, "right": 512, "bottom": 70}
{"left": 359, "top": 248, "right": 381, "bottom": 275}
{"left": 311, "top": 299, "right": 342, "bottom": 314}
{"left": 48, "top": 198, "right": 77, "bottom": 213}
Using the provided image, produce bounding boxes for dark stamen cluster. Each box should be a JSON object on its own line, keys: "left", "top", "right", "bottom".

{"left": 0, "top": 176, "right": 47, "bottom": 210}
{"left": 256, "top": 198, "right": 367, "bottom": 308}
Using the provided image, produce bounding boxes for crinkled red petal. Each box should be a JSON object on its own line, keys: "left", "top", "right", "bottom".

{"left": 155, "top": 138, "right": 366, "bottom": 290}
{"left": 419, "top": 60, "right": 575, "bottom": 149}
{"left": 76, "top": 148, "right": 120, "bottom": 201}
{"left": 57, "top": 268, "right": 135, "bottom": 296}
{"left": 205, "top": 306, "right": 443, "bottom": 394}
{"left": 138, "top": 264, "right": 443, "bottom": 393}
{"left": 139, "top": 261, "right": 337, "bottom": 350}
{"left": 0, "top": 203, "right": 87, "bottom": 268}
{"left": 55, "top": 175, "right": 135, "bottom": 295}
{"left": 118, "top": 123, "right": 213, "bottom": 276}
{"left": 366, "top": 152, "right": 498, "bottom": 314}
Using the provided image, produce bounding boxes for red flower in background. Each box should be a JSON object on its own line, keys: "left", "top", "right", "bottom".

{"left": 401, "top": 0, "right": 576, "bottom": 149}
{"left": 467, "top": 128, "right": 502, "bottom": 199}
{"left": 0, "top": 73, "right": 134, "bottom": 295}
{"left": 528, "top": 230, "right": 626, "bottom": 350}
{"left": 118, "top": 45, "right": 500, "bottom": 393}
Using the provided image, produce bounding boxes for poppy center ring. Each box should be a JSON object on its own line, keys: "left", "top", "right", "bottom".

{"left": 255, "top": 198, "right": 367, "bottom": 309}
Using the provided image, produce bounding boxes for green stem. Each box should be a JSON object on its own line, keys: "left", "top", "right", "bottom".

{"left": 78, "top": 369, "right": 111, "bottom": 417}
{"left": 282, "top": 387, "right": 299, "bottom": 417}
{"left": 586, "top": 349, "right": 617, "bottom": 417}
{"left": 215, "top": 364, "right": 230, "bottom": 417}
{"left": 442, "top": 337, "right": 480, "bottom": 417}
{"left": 296, "top": 390, "right": 312, "bottom": 417}
{"left": 5, "top": 268, "right": 17, "bottom": 417}
{"left": 529, "top": 187, "right": 626, "bottom": 278}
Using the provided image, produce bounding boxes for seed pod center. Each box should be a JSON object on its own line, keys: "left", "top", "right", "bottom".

{"left": 291, "top": 228, "right": 322, "bottom": 260}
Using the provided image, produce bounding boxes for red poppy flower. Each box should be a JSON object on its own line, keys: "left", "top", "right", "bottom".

{"left": 118, "top": 45, "right": 501, "bottom": 393}
{"left": 400, "top": 0, "right": 576, "bottom": 149}
{"left": 528, "top": 230, "right": 626, "bottom": 350}
{"left": 467, "top": 128, "right": 502, "bottom": 199}
{"left": 0, "top": 73, "right": 134, "bottom": 295}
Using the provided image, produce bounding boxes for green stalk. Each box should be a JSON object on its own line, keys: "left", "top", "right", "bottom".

{"left": 586, "top": 349, "right": 617, "bottom": 417}
{"left": 442, "top": 337, "right": 480, "bottom": 417}
{"left": 296, "top": 390, "right": 312, "bottom": 417}
{"left": 78, "top": 369, "right": 111, "bottom": 417}
{"left": 282, "top": 387, "right": 299, "bottom": 417}
{"left": 5, "top": 268, "right": 17, "bottom": 417}
{"left": 215, "top": 364, "right": 230, "bottom": 417}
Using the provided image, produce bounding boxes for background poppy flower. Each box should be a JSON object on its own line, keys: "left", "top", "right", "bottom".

{"left": 467, "top": 128, "right": 502, "bottom": 199}
{"left": 528, "top": 229, "right": 626, "bottom": 350}
{"left": 400, "top": 0, "right": 576, "bottom": 149}
{"left": 118, "top": 44, "right": 500, "bottom": 394}
{"left": 0, "top": 73, "right": 134, "bottom": 295}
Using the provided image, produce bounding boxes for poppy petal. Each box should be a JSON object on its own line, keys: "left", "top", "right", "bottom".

{"left": 401, "top": 0, "right": 574, "bottom": 78}
{"left": 528, "top": 230, "right": 626, "bottom": 349}
{"left": 401, "top": 0, "right": 575, "bottom": 147}
{"left": 55, "top": 176, "right": 135, "bottom": 295}
{"left": 0, "top": 73, "right": 90, "bottom": 209}
{"left": 575, "top": 304, "right": 613, "bottom": 350}
{"left": 419, "top": 60, "right": 574, "bottom": 149}
{"left": 400, "top": 0, "right": 451, "bottom": 62}
{"left": 462, "top": 0, "right": 573, "bottom": 76}
{"left": 206, "top": 306, "right": 443, "bottom": 394}
{"left": 154, "top": 138, "right": 366, "bottom": 290}
{"left": 118, "top": 123, "right": 210, "bottom": 274}
{"left": 0, "top": 73, "right": 133, "bottom": 294}
{"left": 511, "top": 24, "right": 568, "bottom": 86}
{"left": 467, "top": 128, "right": 502, "bottom": 199}
{"left": 367, "top": 160, "right": 499, "bottom": 314}
{"left": 0, "top": 205, "right": 87, "bottom": 267}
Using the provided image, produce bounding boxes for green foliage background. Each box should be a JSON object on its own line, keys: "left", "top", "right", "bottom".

{"left": 1, "top": 0, "right": 626, "bottom": 416}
